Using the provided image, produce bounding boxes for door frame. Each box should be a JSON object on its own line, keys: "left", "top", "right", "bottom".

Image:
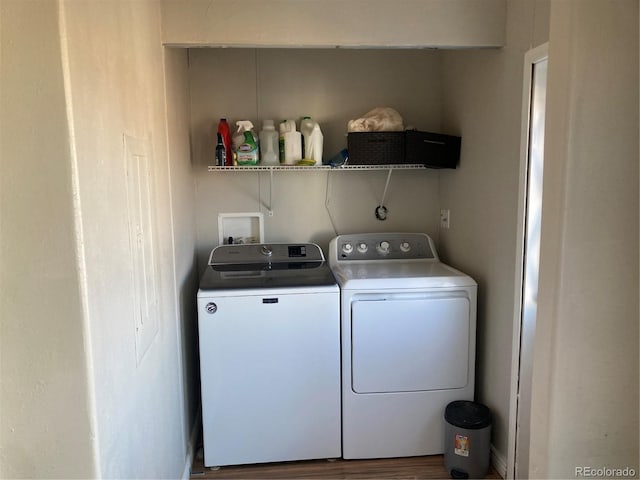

{"left": 506, "top": 42, "right": 549, "bottom": 480}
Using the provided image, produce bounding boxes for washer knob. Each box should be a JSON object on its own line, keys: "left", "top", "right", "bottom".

{"left": 377, "top": 241, "right": 390, "bottom": 254}
{"left": 400, "top": 241, "right": 411, "bottom": 252}
{"left": 357, "top": 242, "right": 368, "bottom": 253}
{"left": 261, "top": 245, "right": 273, "bottom": 256}
{"left": 342, "top": 243, "right": 354, "bottom": 254}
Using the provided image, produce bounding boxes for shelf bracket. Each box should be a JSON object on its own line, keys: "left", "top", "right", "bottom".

{"left": 267, "top": 167, "right": 274, "bottom": 216}
{"left": 257, "top": 167, "right": 275, "bottom": 217}
{"left": 268, "top": 168, "right": 273, "bottom": 217}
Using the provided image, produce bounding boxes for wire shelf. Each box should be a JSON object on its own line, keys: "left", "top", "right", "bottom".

{"left": 207, "top": 164, "right": 427, "bottom": 172}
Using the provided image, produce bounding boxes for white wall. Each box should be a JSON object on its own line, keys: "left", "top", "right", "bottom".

{"left": 162, "top": 0, "right": 506, "bottom": 48}
{"left": 438, "top": 0, "right": 549, "bottom": 466}
{"left": 11, "top": 3, "right": 635, "bottom": 478}
{"left": 0, "top": 1, "right": 97, "bottom": 477}
{"left": 163, "top": 46, "right": 200, "bottom": 454}
{"left": 189, "top": 48, "right": 443, "bottom": 269}
{"left": 530, "top": 1, "right": 639, "bottom": 477}
{"left": 59, "top": 1, "right": 189, "bottom": 477}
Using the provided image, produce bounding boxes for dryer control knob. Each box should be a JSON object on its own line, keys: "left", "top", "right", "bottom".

{"left": 400, "top": 241, "right": 411, "bottom": 252}
{"left": 342, "top": 243, "right": 354, "bottom": 254}
{"left": 357, "top": 242, "right": 368, "bottom": 253}
{"left": 377, "top": 241, "right": 390, "bottom": 254}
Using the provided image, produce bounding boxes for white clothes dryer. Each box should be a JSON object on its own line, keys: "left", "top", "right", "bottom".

{"left": 328, "top": 233, "right": 477, "bottom": 459}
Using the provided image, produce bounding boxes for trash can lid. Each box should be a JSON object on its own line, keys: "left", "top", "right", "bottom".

{"left": 445, "top": 400, "right": 492, "bottom": 429}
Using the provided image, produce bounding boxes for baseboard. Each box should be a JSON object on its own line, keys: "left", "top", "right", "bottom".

{"left": 181, "top": 408, "right": 202, "bottom": 480}
{"left": 491, "top": 444, "right": 507, "bottom": 479}
{"left": 180, "top": 415, "right": 506, "bottom": 479}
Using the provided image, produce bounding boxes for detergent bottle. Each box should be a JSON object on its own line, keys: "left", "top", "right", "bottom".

{"left": 279, "top": 119, "right": 302, "bottom": 165}
{"left": 259, "top": 120, "right": 279, "bottom": 165}
{"left": 300, "top": 116, "right": 323, "bottom": 165}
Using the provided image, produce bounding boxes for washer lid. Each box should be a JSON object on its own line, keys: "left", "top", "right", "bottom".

{"left": 200, "top": 243, "right": 337, "bottom": 291}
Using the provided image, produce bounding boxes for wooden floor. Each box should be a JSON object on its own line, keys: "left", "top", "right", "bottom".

{"left": 190, "top": 448, "right": 502, "bottom": 479}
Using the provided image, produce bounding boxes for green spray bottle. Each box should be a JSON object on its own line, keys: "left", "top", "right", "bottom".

{"left": 235, "top": 121, "right": 259, "bottom": 165}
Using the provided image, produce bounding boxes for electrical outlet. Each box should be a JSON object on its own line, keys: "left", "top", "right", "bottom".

{"left": 440, "top": 209, "right": 450, "bottom": 229}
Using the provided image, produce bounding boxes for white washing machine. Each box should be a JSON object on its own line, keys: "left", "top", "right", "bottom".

{"left": 197, "top": 243, "right": 341, "bottom": 467}
{"left": 328, "top": 233, "right": 477, "bottom": 459}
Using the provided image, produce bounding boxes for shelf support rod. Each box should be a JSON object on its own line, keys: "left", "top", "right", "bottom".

{"left": 267, "top": 167, "right": 274, "bottom": 216}
{"left": 379, "top": 168, "right": 393, "bottom": 207}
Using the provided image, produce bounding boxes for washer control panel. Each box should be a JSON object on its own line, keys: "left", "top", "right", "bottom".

{"left": 210, "top": 243, "right": 324, "bottom": 266}
{"left": 334, "top": 233, "right": 437, "bottom": 261}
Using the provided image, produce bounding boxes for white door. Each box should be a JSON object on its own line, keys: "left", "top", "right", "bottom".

{"left": 508, "top": 43, "right": 548, "bottom": 479}
{"left": 351, "top": 294, "right": 470, "bottom": 394}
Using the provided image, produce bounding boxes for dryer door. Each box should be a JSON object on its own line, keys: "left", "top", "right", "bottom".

{"left": 351, "top": 294, "right": 470, "bottom": 393}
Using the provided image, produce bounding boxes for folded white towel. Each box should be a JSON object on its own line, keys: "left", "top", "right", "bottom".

{"left": 347, "top": 107, "right": 404, "bottom": 132}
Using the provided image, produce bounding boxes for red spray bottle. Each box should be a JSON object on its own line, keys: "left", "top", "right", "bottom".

{"left": 217, "top": 118, "right": 233, "bottom": 166}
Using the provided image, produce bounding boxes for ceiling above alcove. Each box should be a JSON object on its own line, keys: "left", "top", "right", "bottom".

{"left": 161, "top": 0, "right": 506, "bottom": 49}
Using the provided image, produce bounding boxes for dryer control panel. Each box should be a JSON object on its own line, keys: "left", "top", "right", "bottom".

{"left": 331, "top": 233, "right": 438, "bottom": 262}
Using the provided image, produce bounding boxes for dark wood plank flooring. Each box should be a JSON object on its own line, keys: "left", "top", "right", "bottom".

{"left": 190, "top": 448, "right": 502, "bottom": 479}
